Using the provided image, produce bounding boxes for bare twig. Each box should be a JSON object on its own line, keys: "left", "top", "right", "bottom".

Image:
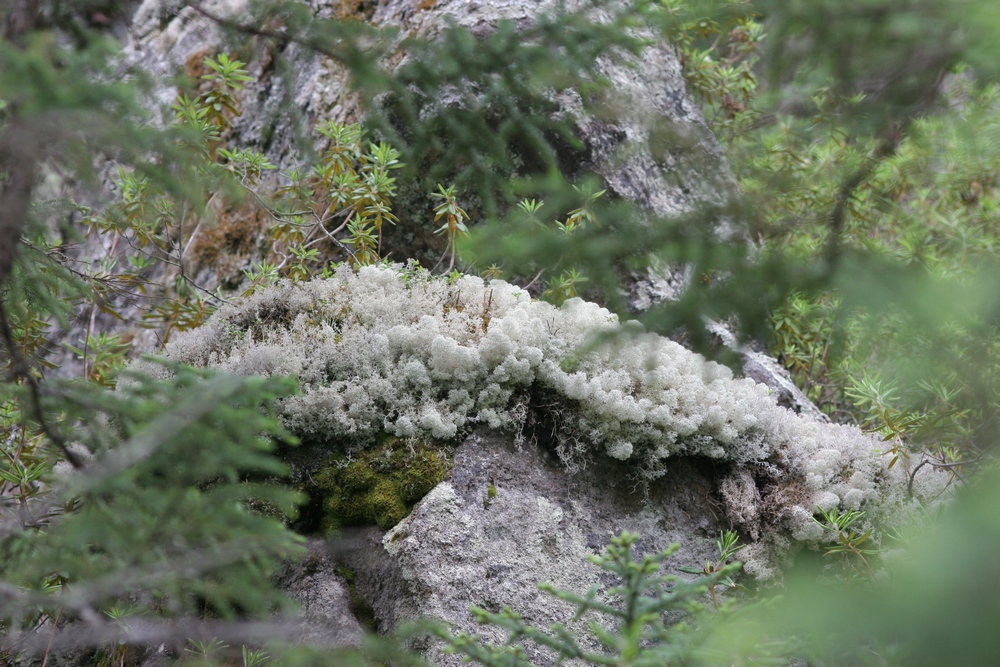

{"left": 184, "top": 2, "right": 293, "bottom": 48}
{"left": 523, "top": 269, "right": 546, "bottom": 290}
{"left": 39, "top": 607, "right": 63, "bottom": 667}
{"left": 82, "top": 304, "right": 96, "bottom": 382}
{"left": 0, "top": 119, "right": 38, "bottom": 288}
{"left": 0, "top": 300, "right": 84, "bottom": 469}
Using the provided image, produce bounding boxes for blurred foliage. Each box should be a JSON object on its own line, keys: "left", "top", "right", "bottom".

{"left": 669, "top": 2, "right": 1000, "bottom": 665}
{"left": 720, "top": 5, "right": 1000, "bottom": 472}
{"left": 436, "top": 531, "right": 759, "bottom": 666}
{"left": 692, "top": 465, "right": 1000, "bottom": 667}
{"left": 0, "top": 360, "right": 305, "bottom": 661}
{"left": 1, "top": 5, "right": 312, "bottom": 662}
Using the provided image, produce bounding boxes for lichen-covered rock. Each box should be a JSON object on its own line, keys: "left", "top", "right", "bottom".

{"left": 122, "top": 0, "right": 737, "bottom": 278}
{"left": 120, "top": 2, "right": 947, "bottom": 645}
{"left": 274, "top": 539, "right": 367, "bottom": 647}
{"left": 158, "top": 263, "right": 951, "bottom": 579}
{"left": 339, "top": 429, "right": 724, "bottom": 665}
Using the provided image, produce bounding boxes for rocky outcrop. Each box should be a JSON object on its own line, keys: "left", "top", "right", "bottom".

{"left": 124, "top": 0, "right": 736, "bottom": 219}
{"left": 341, "top": 430, "right": 723, "bottom": 665}
{"left": 154, "top": 263, "right": 950, "bottom": 660}
{"left": 119, "top": 0, "right": 739, "bottom": 292}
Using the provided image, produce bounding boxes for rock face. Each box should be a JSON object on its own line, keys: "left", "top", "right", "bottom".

{"left": 121, "top": 0, "right": 738, "bottom": 284}
{"left": 125, "top": 0, "right": 735, "bottom": 216}
{"left": 334, "top": 429, "right": 722, "bottom": 664}
{"left": 275, "top": 539, "right": 367, "bottom": 647}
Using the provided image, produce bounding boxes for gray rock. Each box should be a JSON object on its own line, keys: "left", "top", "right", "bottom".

{"left": 741, "top": 348, "right": 829, "bottom": 422}
{"left": 122, "top": 0, "right": 738, "bottom": 268}
{"left": 274, "top": 539, "right": 367, "bottom": 647}
{"left": 708, "top": 321, "right": 829, "bottom": 422}
{"left": 341, "top": 429, "right": 723, "bottom": 665}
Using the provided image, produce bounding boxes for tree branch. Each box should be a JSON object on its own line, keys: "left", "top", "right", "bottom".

{"left": 182, "top": 0, "right": 346, "bottom": 66}
{"left": 0, "top": 120, "right": 38, "bottom": 289}
{"left": 0, "top": 299, "right": 85, "bottom": 469}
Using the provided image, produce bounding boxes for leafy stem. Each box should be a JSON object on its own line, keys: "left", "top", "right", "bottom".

{"left": 813, "top": 506, "right": 880, "bottom": 578}
{"left": 679, "top": 529, "right": 746, "bottom": 611}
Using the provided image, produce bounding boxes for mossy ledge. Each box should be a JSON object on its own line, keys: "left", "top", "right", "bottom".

{"left": 152, "top": 262, "right": 951, "bottom": 576}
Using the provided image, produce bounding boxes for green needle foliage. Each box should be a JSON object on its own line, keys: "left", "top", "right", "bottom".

{"left": 679, "top": 531, "right": 747, "bottom": 611}
{"left": 437, "top": 531, "right": 743, "bottom": 667}
{"left": 0, "top": 4, "right": 309, "bottom": 660}
{"left": 0, "top": 362, "right": 305, "bottom": 654}
{"left": 431, "top": 183, "right": 471, "bottom": 271}
{"left": 811, "top": 507, "right": 880, "bottom": 579}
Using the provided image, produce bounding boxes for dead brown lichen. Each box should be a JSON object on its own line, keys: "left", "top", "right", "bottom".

{"left": 333, "top": 0, "right": 378, "bottom": 21}
{"left": 187, "top": 203, "right": 270, "bottom": 286}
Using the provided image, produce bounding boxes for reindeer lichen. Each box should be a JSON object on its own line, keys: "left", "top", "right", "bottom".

{"left": 159, "top": 262, "right": 951, "bottom": 576}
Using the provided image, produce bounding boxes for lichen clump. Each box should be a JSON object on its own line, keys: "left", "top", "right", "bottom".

{"left": 162, "top": 263, "right": 950, "bottom": 575}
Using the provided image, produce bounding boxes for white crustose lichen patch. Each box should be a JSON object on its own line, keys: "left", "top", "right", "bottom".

{"left": 159, "top": 263, "right": 950, "bottom": 576}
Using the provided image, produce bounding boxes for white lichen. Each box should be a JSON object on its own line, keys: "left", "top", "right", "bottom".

{"left": 159, "top": 263, "right": 951, "bottom": 574}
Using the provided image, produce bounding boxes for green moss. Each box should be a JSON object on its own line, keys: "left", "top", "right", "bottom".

{"left": 340, "top": 461, "right": 377, "bottom": 492}
{"left": 315, "top": 436, "right": 451, "bottom": 532}
{"left": 367, "top": 478, "right": 410, "bottom": 528}
{"left": 484, "top": 483, "right": 497, "bottom": 509}
{"left": 337, "top": 564, "right": 378, "bottom": 632}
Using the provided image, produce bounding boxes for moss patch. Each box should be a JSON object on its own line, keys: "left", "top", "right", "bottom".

{"left": 315, "top": 436, "right": 451, "bottom": 532}
{"left": 484, "top": 483, "right": 497, "bottom": 509}
{"left": 337, "top": 563, "right": 378, "bottom": 632}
